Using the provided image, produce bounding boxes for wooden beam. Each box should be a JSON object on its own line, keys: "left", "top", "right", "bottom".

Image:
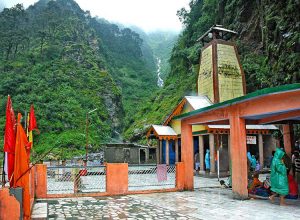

{"left": 239, "top": 90, "right": 300, "bottom": 117}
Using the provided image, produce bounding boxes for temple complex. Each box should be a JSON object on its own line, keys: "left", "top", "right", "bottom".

{"left": 147, "top": 25, "right": 278, "bottom": 174}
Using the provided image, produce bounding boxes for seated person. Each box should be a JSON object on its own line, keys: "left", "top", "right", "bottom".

{"left": 285, "top": 172, "right": 299, "bottom": 199}
{"left": 248, "top": 172, "right": 270, "bottom": 197}
{"left": 248, "top": 172, "right": 263, "bottom": 192}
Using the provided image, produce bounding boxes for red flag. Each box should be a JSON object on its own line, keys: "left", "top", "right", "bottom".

{"left": 13, "top": 113, "right": 31, "bottom": 219}
{"left": 3, "top": 95, "right": 16, "bottom": 185}
{"left": 28, "top": 104, "right": 37, "bottom": 132}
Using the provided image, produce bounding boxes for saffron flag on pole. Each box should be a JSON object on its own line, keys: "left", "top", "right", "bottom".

{"left": 29, "top": 104, "right": 37, "bottom": 132}
{"left": 13, "top": 113, "right": 31, "bottom": 220}
{"left": 3, "top": 95, "right": 16, "bottom": 186}
{"left": 27, "top": 105, "right": 37, "bottom": 161}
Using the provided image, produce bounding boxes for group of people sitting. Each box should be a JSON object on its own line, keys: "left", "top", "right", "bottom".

{"left": 248, "top": 148, "right": 299, "bottom": 205}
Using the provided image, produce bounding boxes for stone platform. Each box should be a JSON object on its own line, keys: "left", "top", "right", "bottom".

{"left": 32, "top": 187, "right": 300, "bottom": 219}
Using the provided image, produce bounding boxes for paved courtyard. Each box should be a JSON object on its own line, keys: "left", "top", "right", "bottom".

{"left": 32, "top": 187, "right": 300, "bottom": 220}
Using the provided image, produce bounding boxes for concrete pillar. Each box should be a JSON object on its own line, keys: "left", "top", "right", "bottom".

{"left": 229, "top": 114, "right": 248, "bottom": 199}
{"left": 283, "top": 124, "right": 293, "bottom": 157}
{"left": 228, "top": 134, "right": 231, "bottom": 175}
{"left": 159, "top": 140, "right": 162, "bottom": 164}
{"left": 209, "top": 134, "right": 216, "bottom": 174}
{"left": 30, "top": 166, "right": 35, "bottom": 206}
{"left": 106, "top": 163, "right": 128, "bottom": 195}
{"left": 175, "top": 162, "right": 185, "bottom": 190}
{"left": 199, "top": 135, "right": 205, "bottom": 173}
{"left": 258, "top": 134, "right": 264, "bottom": 168}
{"left": 156, "top": 139, "right": 160, "bottom": 164}
{"left": 35, "top": 164, "right": 47, "bottom": 198}
{"left": 166, "top": 139, "right": 170, "bottom": 165}
{"left": 181, "top": 120, "right": 194, "bottom": 190}
{"left": 228, "top": 134, "right": 231, "bottom": 161}
{"left": 175, "top": 139, "right": 179, "bottom": 162}
{"left": 0, "top": 188, "right": 21, "bottom": 220}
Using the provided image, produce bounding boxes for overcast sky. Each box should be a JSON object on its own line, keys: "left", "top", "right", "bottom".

{"left": 1, "top": 0, "right": 190, "bottom": 32}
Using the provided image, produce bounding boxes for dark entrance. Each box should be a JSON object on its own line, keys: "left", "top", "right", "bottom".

{"left": 140, "top": 149, "right": 146, "bottom": 164}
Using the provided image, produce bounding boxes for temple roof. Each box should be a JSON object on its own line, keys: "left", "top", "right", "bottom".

{"left": 163, "top": 95, "right": 212, "bottom": 125}
{"left": 174, "top": 83, "right": 300, "bottom": 123}
{"left": 197, "top": 25, "right": 238, "bottom": 43}
{"left": 147, "top": 125, "right": 177, "bottom": 140}
{"left": 151, "top": 125, "right": 177, "bottom": 136}
{"left": 185, "top": 96, "right": 212, "bottom": 110}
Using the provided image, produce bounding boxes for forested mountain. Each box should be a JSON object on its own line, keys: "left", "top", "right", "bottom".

{"left": 1, "top": 0, "right": 298, "bottom": 156}
{"left": 125, "top": 0, "right": 300, "bottom": 143}
{"left": 0, "top": 0, "right": 159, "bottom": 159}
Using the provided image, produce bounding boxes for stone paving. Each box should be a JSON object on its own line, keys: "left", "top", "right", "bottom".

{"left": 33, "top": 189, "right": 300, "bottom": 220}
{"left": 32, "top": 176, "right": 300, "bottom": 220}
{"left": 130, "top": 188, "right": 300, "bottom": 220}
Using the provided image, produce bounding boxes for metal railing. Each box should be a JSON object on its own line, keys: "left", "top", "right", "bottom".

{"left": 47, "top": 165, "right": 106, "bottom": 194}
{"left": 128, "top": 164, "right": 176, "bottom": 191}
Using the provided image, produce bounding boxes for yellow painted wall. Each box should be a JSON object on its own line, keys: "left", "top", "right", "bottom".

{"left": 193, "top": 125, "right": 206, "bottom": 133}
{"left": 198, "top": 45, "right": 214, "bottom": 101}
{"left": 170, "top": 119, "right": 181, "bottom": 134}
{"left": 170, "top": 102, "right": 206, "bottom": 135}
{"left": 182, "top": 103, "right": 193, "bottom": 114}
{"left": 217, "top": 44, "right": 244, "bottom": 102}
{"left": 170, "top": 120, "right": 206, "bottom": 135}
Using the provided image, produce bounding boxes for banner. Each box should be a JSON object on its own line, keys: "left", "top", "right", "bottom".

{"left": 157, "top": 164, "right": 167, "bottom": 182}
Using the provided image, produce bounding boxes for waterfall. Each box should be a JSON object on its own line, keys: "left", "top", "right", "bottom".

{"left": 156, "top": 57, "right": 164, "bottom": 87}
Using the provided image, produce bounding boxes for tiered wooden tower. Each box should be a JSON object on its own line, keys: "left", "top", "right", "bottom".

{"left": 197, "top": 25, "right": 246, "bottom": 103}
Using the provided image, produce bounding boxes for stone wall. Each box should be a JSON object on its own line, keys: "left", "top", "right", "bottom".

{"left": 103, "top": 143, "right": 149, "bottom": 164}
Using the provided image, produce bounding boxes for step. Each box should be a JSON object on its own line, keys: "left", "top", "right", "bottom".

{"left": 31, "top": 202, "right": 48, "bottom": 220}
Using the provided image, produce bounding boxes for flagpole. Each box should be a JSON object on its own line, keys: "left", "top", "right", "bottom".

{"left": 2, "top": 153, "right": 5, "bottom": 187}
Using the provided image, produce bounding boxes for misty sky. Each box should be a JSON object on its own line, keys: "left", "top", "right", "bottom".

{"left": 1, "top": 0, "right": 190, "bottom": 32}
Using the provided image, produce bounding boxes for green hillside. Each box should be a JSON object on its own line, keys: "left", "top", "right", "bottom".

{"left": 0, "top": 0, "right": 158, "bottom": 159}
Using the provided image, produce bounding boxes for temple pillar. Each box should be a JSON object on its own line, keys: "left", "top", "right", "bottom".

{"left": 156, "top": 139, "right": 160, "bottom": 164}
{"left": 283, "top": 124, "right": 293, "bottom": 157}
{"left": 175, "top": 139, "right": 179, "bottom": 162}
{"left": 166, "top": 139, "right": 170, "bottom": 165}
{"left": 199, "top": 135, "right": 205, "bottom": 173}
{"left": 229, "top": 113, "right": 248, "bottom": 199}
{"left": 181, "top": 120, "right": 194, "bottom": 190}
{"left": 258, "top": 134, "right": 264, "bottom": 168}
{"left": 228, "top": 134, "right": 231, "bottom": 174}
{"left": 209, "top": 134, "right": 216, "bottom": 174}
{"left": 159, "top": 140, "right": 162, "bottom": 164}
{"left": 228, "top": 134, "right": 231, "bottom": 161}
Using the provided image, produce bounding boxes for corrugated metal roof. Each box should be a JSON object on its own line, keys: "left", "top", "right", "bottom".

{"left": 208, "top": 125, "right": 278, "bottom": 130}
{"left": 152, "top": 125, "right": 177, "bottom": 136}
{"left": 185, "top": 96, "right": 212, "bottom": 110}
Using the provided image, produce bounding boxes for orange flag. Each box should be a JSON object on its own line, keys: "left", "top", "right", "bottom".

{"left": 13, "top": 113, "right": 31, "bottom": 220}
{"left": 29, "top": 105, "right": 37, "bottom": 132}
{"left": 3, "top": 95, "right": 16, "bottom": 186}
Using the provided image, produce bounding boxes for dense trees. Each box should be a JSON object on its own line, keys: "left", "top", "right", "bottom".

{"left": 0, "top": 0, "right": 157, "bottom": 159}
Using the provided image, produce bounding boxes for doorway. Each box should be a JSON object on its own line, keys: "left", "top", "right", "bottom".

{"left": 139, "top": 149, "right": 146, "bottom": 164}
